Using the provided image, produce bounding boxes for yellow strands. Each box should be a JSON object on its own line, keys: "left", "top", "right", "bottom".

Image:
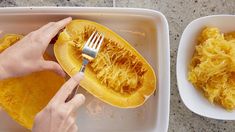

{"left": 0, "top": 34, "right": 23, "bottom": 52}
{"left": 73, "top": 28, "right": 147, "bottom": 95}
{"left": 0, "top": 34, "right": 65, "bottom": 129}
{"left": 188, "top": 27, "right": 235, "bottom": 110}
{"left": 54, "top": 20, "right": 156, "bottom": 108}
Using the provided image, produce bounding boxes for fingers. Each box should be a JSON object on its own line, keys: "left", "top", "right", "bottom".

{"left": 37, "top": 22, "right": 55, "bottom": 33}
{"left": 42, "top": 17, "right": 72, "bottom": 42}
{"left": 66, "top": 94, "right": 85, "bottom": 112}
{"left": 68, "top": 124, "right": 78, "bottom": 132}
{"left": 31, "top": 17, "right": 72, "bottom": 48}
{"left": 52, "top": 72, "right": 84, "bottom": 103}
{"left": 64, "top": 117, "right": 77, "bottom": 132}
{"left": 40, "top": 61, "right": 66, "bottom": 77}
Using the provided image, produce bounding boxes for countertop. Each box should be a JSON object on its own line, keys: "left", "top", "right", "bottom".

{"left": 1, "top": 0, "right": 235, "bottom": 131}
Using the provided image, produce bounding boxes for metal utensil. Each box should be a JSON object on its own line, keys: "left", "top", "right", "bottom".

{"left": 65, "top": 31, "right": 104, "bottom": 103}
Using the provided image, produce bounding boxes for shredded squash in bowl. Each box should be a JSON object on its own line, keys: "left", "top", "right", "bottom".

{"left": 188, "top": 27, "right": 235, "bottom": 111}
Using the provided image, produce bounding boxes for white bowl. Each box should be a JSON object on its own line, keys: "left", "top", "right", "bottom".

{"left": 177, "top": 15, "right": 235, "bottom": 120}
{"left": 0, "top": 7, "right": 170, "bottom": 132}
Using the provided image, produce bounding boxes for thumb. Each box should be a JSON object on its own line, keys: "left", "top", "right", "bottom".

{"left": 40, "top": 61, "right": 66, "bottom": 77}
{"left": 65, "top": 93, "right": 85, "bottom": 118}
{"left": 67, "top": 93, "right": 85, "bottom": 110}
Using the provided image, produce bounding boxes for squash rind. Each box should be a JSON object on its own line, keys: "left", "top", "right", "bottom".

{"left": 54, "top": 20, "right": 157, "bottom": 108}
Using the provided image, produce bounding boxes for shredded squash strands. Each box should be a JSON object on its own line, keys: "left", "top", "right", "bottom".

{"left": 0, "top": 34, "right": 65, "bottom": 129}
{"left": 70, "top": 26, "right": 147, "bottom": 95}
{"left": 0, "top": 34, "right": 23, "bottom": 52}
{"left": 188, "top": 27, "right": 235, "bottom": 111}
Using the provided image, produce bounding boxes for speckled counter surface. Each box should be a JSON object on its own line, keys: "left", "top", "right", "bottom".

{"left": 1, "top": 0, "right": 235, "bottom": 132}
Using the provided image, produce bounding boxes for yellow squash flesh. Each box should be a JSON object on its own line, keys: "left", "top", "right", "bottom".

{"left": 0, "top": 34, "right": 65, "bottom": 129}
{"left": 54, "top": 20, "right": 156, "bottom": 108}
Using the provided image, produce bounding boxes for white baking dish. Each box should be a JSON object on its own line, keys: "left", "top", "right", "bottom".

{"left": 0, "top": 7, "right": 170, "bottom": 132}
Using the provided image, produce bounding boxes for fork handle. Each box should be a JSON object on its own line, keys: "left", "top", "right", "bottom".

{"left": 65, "top": 62, "right": 88, "bottom": 103}
{"left": 79, "top": 64, "right": 86, "bottom": 73}
{"left": 80, "top": 58, "right": 89, "bottom": 73}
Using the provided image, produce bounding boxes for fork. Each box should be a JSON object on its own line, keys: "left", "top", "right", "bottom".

{"left": 65, "top": 31, "right": 104, "bottom": 103}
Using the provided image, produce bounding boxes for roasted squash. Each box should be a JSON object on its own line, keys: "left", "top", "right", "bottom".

{"left": 0, "top": 34, "right": 23, "bottom": 52}
{"left": 54, "top": 20, "right": 156, "bottom": 108}
{"left": 0, "top": 34, "right": 65, "bottom": 129}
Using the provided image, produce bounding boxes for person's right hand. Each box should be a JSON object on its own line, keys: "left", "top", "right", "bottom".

{"left": 32, "top": 72, "right": 85, "bottom": 132}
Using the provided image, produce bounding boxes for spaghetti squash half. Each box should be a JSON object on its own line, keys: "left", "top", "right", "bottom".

{"left": 54, "top": 20, "right": 156, "bottom": 108}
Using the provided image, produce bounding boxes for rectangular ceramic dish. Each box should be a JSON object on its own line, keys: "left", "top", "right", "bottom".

{"left": 0, "top": 7, "right": 170, "bottom": 132}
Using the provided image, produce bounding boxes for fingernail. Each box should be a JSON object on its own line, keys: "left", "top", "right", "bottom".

{"left": 77, "top": 94, "right": 86, "bottom": 102}
{"left": 56, "top": 69, "right": 66, "bottom": 77}
{"left": 64, "top": 17, "right": 72, "bottom": 21}
{"left": 73, "top": 72, "right": 84, "bottom": 82}
{"left": 60, "top": 71, "right": 66, "bottom": 77}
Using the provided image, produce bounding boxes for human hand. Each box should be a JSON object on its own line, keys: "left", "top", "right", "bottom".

{"left": 0, "top": 17, "right": 72, "bottom": 79}
{"left": 32, "top": 72, "right": 85, "bottom": 132}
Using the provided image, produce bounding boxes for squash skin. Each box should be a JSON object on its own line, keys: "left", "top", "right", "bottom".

{"left": 54, "top": 20, "right": 157, "bottom": 108}
{"left": 0, "top": 34, "right": 65, "bottom": 129}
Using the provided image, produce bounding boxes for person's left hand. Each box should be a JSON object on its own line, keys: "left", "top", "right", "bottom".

{"left": 32, "top": 72, "right": 85, "bottom": 132}
{"left": 0, "top": 17, "right": 72, "bottom": 79}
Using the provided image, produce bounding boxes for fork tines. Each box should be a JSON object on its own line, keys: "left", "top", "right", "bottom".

{"left": 85, "top": 31, "right": 104, "bottom": 52}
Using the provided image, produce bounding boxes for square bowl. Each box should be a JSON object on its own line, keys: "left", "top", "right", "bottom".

{"left": 177, "top": 15, "right": 235, "bottom": 120}
{"left": 0, "top": 7, "right": 170, "bottom": 132}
